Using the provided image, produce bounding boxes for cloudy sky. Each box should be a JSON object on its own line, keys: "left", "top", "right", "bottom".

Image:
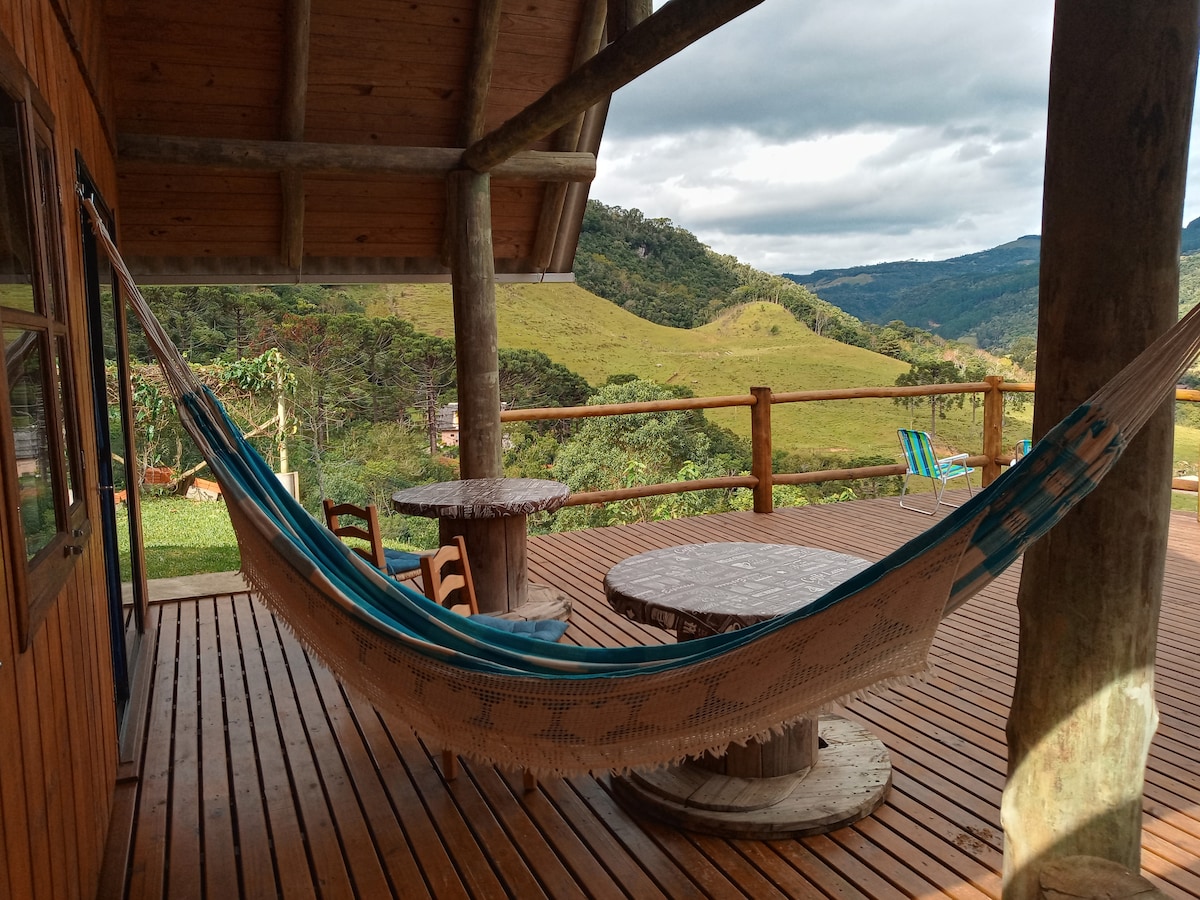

{"left": 590, "top": 1, "right": 1200, "bottom": 276}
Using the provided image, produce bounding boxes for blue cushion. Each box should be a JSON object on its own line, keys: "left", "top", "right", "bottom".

{"left": 383, "top": 548, "right": 422, "bottom": 575}
{"left": 470, "top": 615, "right": 569, "bottom": 642}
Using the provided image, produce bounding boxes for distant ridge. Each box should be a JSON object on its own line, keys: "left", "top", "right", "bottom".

{"left": 786, "top": 220, "right": 1200, "bottom": 351}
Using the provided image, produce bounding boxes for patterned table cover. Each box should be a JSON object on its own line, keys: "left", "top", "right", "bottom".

{"left": 604, "top": 543, "right": 871, "bottom": 639}
{"left": 390, "top": 477, "right": 569, "bottom": 520}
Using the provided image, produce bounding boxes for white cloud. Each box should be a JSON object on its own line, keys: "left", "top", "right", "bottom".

{"left": 590, "top": 0, "right": 1200, "bottom": 273}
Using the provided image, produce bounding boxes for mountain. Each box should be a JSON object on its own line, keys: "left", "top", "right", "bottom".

{"left": 787, "top": 220, "right": 1200, "bottom": 352}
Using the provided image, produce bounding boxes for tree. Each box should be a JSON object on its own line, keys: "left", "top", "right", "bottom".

{"left": 1008, "top": 335, "right": 1038, "bottom": 372}
{"left": 550, "top": 380, "right": 723, "bottom": 529}
{"left": 497, "top": 348, "right": 592, "bottom": 438}
{"left": 269, "top": 314, "right": 376, "bottom": 496}
{"left": 387, "top": 332, "right": 457, "bottom": 455}
{"left": 894, "top": 358, "right": 965, "bottom": 437}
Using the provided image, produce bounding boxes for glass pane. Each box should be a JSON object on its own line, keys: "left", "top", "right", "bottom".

{"left": 35, "top": 139, "right": 61, "bottom": 320}
{"left": 0, "top": 95, "right": 35, "bottom": 312}
{"left": 6, "top": 327, "right": 58, "bottom": 557}
{"left": 56, "top": 334, "right": 80, "bottom": 506}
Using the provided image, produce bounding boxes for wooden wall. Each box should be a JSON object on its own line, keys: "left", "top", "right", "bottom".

{"left": 0, "top": 2, "right": 121, "bottom": 899}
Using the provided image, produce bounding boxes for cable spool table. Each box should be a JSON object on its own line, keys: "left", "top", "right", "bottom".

{"left": 603, "top": 542, "right": 893, "bottom": 839}
{"left": 391, "top": 478, "right": 570, "bottom": 616}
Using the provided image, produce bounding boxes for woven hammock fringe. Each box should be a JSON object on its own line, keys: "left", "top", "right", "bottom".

{"left": 241, "top": 555, "right": 932, "bottom": 778}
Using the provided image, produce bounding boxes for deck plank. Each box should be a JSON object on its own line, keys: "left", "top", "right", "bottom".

{"left": 215, "top": 594, "right": 277, "bottom": 899}
{"left": 104, "top": 501, "right": 1200, "bottom": 898}
{"left": 235, "top": 595, "right": 318, "bottom": 900}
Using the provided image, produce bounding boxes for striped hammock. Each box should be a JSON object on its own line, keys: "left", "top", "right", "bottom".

{"left": 85, "top": 198, "right": 1200, "bottom": 776}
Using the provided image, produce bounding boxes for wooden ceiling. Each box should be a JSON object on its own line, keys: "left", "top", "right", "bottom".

{"left": 103, "top": 0, "right": 612, "bottom": 283}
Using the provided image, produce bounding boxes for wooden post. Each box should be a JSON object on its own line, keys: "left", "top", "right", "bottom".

{"left": 981, "top": 376, "right": 1004, "bottom": 487}
{"left": 1001, "top": 3, "right": 1199, "bottom": 897}
{"left": 750, "top": 386, "right": 773, "bottom": 513}
{"left": 446, "top": 170, "right": 503, "bottom": 479}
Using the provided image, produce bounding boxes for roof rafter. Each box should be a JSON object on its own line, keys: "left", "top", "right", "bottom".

{"left": 531, "top": 0, "right": 614, "bottom": 270}
{"left": 462, "top": 0, "right": 765, "bottom": 173}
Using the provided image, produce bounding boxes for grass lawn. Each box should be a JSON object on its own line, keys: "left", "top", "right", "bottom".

{"left": 122, "top": 495, "right": 431, "bottom": 580}
{"left": 120, "top": 496, "right": 240, "bottom": 580}
{"left": 1172, "top": 490, "right": 1200, "bottom": 512}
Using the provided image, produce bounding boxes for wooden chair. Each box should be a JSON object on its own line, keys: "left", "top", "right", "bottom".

{"left": 322, "top": 498, "right": 422, "bottom": 580}
{"left": 418, "top": 535, "right": 480, "bottom": 616}
{"left": 897, "top": 428, "right": 974, "bottom": 515}
{"left": 421, "top": 536, "right": 539, "bottom": 790}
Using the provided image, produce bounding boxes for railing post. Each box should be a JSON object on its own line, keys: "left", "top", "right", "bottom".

{"left": 751, "top": 386, "right": 773, "bottom": 513}
{"left": 982, "top": 375, "right": 1004, "bottom": 487}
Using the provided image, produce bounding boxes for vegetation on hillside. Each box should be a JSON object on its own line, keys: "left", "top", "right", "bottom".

{"left": 119, "top": 210, "right": 1199, "bottom": 572}
{"left": 574, "top": 201, "right": 961, "bottom": 365}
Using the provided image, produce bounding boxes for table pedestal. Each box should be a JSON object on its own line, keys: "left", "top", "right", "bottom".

{"left": 439, "top": 516, "right": 571, "bottom": 618}
{"left": 612, "top": 715, "right": 891, "bottom": 840}
{"left": 695, "top": 717, "right": 819, "bottom": 777}
{"left": 393, "top": 477, "right": 570, "bottom": 617}
{"left": 439, "top": 515, "right": 528, "bottom": 614}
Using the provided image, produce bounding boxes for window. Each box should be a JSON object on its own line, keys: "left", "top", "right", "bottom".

{"left": 0, "top": 62, "right": 87, "bottom": 649}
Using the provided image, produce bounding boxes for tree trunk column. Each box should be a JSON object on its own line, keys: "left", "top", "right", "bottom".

{"left": 447, "top": 169, "right": 503, "bottom": 479}
{"left": 1002, "top": 4, "right": 1199, "bottom": 897}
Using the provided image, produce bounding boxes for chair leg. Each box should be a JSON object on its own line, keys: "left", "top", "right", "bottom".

{"left": 899, "top": 473, "right": 935, "bottom": 515}
{"left": 442, "top": 749, "right": 458, "bottom": 780}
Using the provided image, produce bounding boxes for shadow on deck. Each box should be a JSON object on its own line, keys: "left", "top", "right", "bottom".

{"left": 100, "top": 496, "right": 1200, "bottom": 898}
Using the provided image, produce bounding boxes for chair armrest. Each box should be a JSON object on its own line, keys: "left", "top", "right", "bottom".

{"left": 939, "top": 453, "right": 971, "bottom": 466}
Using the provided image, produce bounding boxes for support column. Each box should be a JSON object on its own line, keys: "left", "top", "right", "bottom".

{"left": 750, "top": 386, "right": 773, "bottom": 513}
{"left": 447, "top": 169, "right": 503, "bottom": 479}
{"left": 1001, "top": 3, "right": 1199, "bottom": 897}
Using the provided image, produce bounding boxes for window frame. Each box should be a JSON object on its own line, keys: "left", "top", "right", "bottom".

{"left": 0, "top": 44, "right": 88, "bottom": 650}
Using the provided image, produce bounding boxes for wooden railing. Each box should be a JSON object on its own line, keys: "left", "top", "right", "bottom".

{"left": 502, "top": 380, "right": 1200, "bottom": 512}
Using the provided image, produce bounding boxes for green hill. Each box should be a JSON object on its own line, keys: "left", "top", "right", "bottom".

{"left": 365, "top": 282, "right": 1023, "bottom": 459}
{"left": 365, "top": 280, "right": 1200, "bottom": 475}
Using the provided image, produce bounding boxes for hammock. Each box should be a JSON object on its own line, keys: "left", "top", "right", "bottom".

{"left": 84, "top": 198, "right": 1200, "bottom": 776}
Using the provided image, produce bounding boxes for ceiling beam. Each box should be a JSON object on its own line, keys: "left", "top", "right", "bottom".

{"left": 118, "top": 134, "right": 597, "bottom": 182}
{"left": 280, "top": 0, "right": 311, "bottom": 271}
{"left": 462, "top": 0, "right": 765, "bottom": 173}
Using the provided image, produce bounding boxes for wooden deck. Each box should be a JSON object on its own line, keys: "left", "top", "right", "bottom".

{"left": 100, "top": 496, "right": 1200, "bottom": 898}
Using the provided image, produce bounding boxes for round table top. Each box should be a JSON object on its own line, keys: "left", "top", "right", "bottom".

{"left": 603, "top": 543, "right": 871, "bottom": 638}
{"left": 390, "top": 477, "right": 569, "bottom": 519}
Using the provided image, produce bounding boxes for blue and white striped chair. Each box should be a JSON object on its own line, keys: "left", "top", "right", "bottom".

{"left": 897, "top": 429, "right": 974, "bottom": 515}
{"left": 1011, "top": 438, "right": 1033, "bottom": 466}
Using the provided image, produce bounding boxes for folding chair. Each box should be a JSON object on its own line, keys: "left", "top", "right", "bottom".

{"left": 897, "top": 429, "right": 974, "bottom": 515}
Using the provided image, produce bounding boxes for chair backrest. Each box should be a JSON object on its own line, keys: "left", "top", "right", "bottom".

{"left": 322, "top": 498, "right": 386, "bottom": 570}
{"left": 898, "top": 429, "right": 941, "bottom": 477}
{"left": 420, "top": 535, "right": 480, "bottom": 616}
{"left": 1016, "top": 439, "right": 1033, "bottom": 459}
